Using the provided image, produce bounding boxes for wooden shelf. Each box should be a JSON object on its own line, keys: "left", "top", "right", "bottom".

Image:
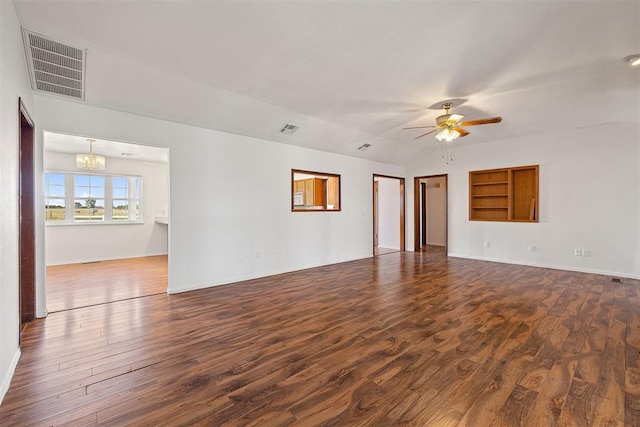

{"left": 472, "top": 181, "right": 508, "bottom": 186}
{"left": 469, "top": 165, "right": 539, "bottom": 222}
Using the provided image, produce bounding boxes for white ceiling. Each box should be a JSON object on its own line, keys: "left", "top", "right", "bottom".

{"left": 15, "top": 1, "right": 640, "bottom": 166}
{"left": 44, "top": 132, "right": 168, "bottom": 163}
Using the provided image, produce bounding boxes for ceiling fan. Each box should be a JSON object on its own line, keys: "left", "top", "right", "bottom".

{"left": 403, "top": 103, "right": 502, "bottom": 142}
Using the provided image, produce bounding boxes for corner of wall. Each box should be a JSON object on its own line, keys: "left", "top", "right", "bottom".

{"left": 0, "top": 349, "right": 21, "bottom": 405}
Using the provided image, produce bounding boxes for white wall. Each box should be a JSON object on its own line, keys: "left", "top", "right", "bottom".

{"left": 425, "top": 177, "right": 446, "bottom": 246}
{"left": 407, "top": 123, "right": 640, "bottom": 279}
{"left": 33, "top": 95, "right": 406, "bottom": 295}
{"left": 0, "top": 1, "right": 34, "bottom": 404}
{"left": 44, "top": 151, "right": 168, "bottom": 265}
{"left": 376, "top": 177, "right": 400, "bottom": 250}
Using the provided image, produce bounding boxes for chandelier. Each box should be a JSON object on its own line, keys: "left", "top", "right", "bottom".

{"left": 76, "top": 139, "right": 106, "bottom": 170}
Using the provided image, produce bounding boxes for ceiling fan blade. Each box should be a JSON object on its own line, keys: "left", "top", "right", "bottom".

{"left": 414, "top": 129, "right": 438, "bottom": 139}
{"left": 460, "top": 117, "right": 503, "bottom": 126}
{"left": 453, "top": 127, "right": 469, "bottom": 137}
{"left": 402, "top": 125, "right": 437, "bottom": 130}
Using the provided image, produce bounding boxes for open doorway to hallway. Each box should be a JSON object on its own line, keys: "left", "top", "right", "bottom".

{"left": 19, "top": 98, "right": 35, "bottom": 340}
{"left": 373, "top": 175, "right": 405, "bottom": 256}
{"left": 414, "top": 175, "right": 447, "bottom": 254}
{"left": 43, "top": 132, "right": 169, "bottom": 312}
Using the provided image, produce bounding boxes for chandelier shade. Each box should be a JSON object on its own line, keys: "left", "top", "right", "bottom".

{"left": 76, "top": 139, "right": 106, "bottom": 170}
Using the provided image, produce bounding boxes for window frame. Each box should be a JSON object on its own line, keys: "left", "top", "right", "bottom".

{"left": 44, "top": 172, "right": 67, "bottom": 222}
{"left": 44, "top": 171, "right": 143, "bottom": 225}
{"left": 111, "top": 175, "right": 141, "bottom": 222}
{"left": 291, "top": 169, "right": 341, "bottom": 212}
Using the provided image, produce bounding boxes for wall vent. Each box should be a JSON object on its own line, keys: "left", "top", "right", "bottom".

{"left": 22, "top": 29, "right": 86, "bottom": 100}
{"left": 280, "top": 124, "right": 299, "bottom": 135}
{"left": 357, "top": 143, "right": 372, "bottom": 151}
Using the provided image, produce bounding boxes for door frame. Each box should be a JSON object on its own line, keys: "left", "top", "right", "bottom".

{"left": 372, "top": 174, "right": 405, "bottom": 255}
{"left": 19, "top": 97, "right": 36, "bottom": 339}
{"left": 413, "top": 174, "right": 448, "bottom": 253}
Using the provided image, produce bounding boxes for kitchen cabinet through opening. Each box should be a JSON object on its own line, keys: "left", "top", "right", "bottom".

{"left": 291, "top": 169, "right": 340, "bottom": 212}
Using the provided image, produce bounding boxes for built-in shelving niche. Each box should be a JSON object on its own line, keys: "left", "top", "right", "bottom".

{"left": 469, "top": 165, "right": 539, "bottom": 222}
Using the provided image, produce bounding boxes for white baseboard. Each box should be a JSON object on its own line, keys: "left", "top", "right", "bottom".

{"left": 0, "top": 349, "right": 21, "bottom": 405}
{"left": 448, "top": 253, "right": 640, "bottom": 280}
{"left": 168, "top": 255, "right": 369, "bottom": 294}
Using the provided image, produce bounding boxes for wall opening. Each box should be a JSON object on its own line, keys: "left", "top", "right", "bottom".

{"left": 373, "top": 175, "right": 405, "bottom": 256}
{"left": 414, "top": 174, "right": 447, "bottom": 254}
{"left": 42, "top": 132, "right": 170, "bottom": 312}
{"left": 19, "top": 98, "right": 35, "bottom": 341}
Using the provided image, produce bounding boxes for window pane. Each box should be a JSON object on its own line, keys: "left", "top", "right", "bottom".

{"left": 112, "top": 176, "right": 129, "bottom": 199}
{"left": 113, "top": 200, "right": 129, "bottom": 221}
{"left": 75, "top": 198, "right": 104, "bottom": 221}
{"left": 74, "top": 174, "right": 105, "bottom": 198}
{"left": 74, "top": 174, "right": 89, "bottom": 187}
{"left": 112, "top": 176, "right": 128, "bottom": 188}
{"left": 45, "top": 172, "right": 65, "bottom": 198}
{"left": 45, "top": 198, "right": 65, "bottom": 221}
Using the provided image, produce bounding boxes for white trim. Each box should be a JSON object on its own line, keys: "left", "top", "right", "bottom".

{"left": 448, "top": 253, "right": 640, "bottom": 280}
{"left": 45, "top": 251, "right": 168, "bottom": 267}
{"left": 0, "top": 349, "right": 21, "bottom": 405}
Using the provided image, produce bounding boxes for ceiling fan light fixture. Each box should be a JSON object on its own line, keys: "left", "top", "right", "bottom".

{"left": 435, "top": 128, "right": 460, "bottom": 142}
{"left": 624, "top": 54, "right": 640, "bottom": 66}
{"left": 76, "top": 139, "right": 106, "bottom": 170}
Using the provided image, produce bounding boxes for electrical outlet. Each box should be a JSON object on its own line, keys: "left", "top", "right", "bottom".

{"left": 484, "top": 242, "right": 491, "bottom": 248}
{"left": 256, "top": 251, "right": 262, "bottom": 259}
{"left": 528, "top": 245, "right": 536, "bottom": 252}
{"left": 574, "top": 249, "right": 582, "bottom": 256}
{"left": 582, "top": 250, "right": 590, "bottom": 257}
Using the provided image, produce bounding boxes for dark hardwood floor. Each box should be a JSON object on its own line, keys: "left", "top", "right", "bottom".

{"left": 2, "top": 250, "right": 639, "bottom": 425}
{"left": 46, "top": 255, "right": 168, "bottom": 312}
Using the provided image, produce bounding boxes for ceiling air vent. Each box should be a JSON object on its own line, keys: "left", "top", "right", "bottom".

{"left": 280, "top": 124, "right": 299, "bottom": 135}
{"left": 357, "top": 143, "right": 372, "bottom": 151}
{"left": 22, "top": 29, "right": 86, "bottom": 100}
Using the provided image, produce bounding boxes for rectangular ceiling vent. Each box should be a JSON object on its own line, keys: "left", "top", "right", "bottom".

{"left": 280, "top": 123, "right": 299, "bottom": 135}
{"left": 22, "top": 29, "right": 86, "bottom": 100}
{"left": 357, "top": 143, "right": 372, "bottom": 151}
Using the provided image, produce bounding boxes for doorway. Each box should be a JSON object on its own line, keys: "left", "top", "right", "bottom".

{"left": 414, "top": 174, "right": 448, "bottom": 253}
{"left": 373, "top": 175, "right": 405, "bottom": 255}
{"left": 19, "top": 98, "right": 35, "bottom": 339}
{"left": 43, "top": 132, "right": 169, "bottom": 312}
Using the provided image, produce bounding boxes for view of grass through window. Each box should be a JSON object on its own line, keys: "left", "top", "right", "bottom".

{"left": 45, "top": 172, "right": 65, "bottom": 221}
{"left": 45, "top": 172, "right": 142, "bottom": 223}
{"left": 74, "top": 174, "right": 105, "bottom": 221}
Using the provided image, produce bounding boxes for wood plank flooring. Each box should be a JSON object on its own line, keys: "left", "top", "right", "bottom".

{"left": 3, "top": 249, "right": 640, "bottom": 425}
{"left": 374, "top": 246, "right": 399, "bottom": 256}
{"left": 46, "top": 255, "right": 167, "bottom": 312}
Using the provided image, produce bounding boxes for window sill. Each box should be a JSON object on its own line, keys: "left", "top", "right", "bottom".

{"left": 45, "top": 221, "right": 145, "bottom": 226}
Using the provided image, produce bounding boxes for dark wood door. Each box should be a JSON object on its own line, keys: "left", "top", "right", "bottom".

{"left": 19, "top": 98, "right": 35, "bottom": 335}
{"left": 421, "top": 182, "right": 427, "bottom": 248}
{"left": 373, "top": 181, "right": 379, "bottom": 252}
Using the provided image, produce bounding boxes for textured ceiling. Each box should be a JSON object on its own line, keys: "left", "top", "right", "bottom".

{"left": 15, "top": 0, "right": 640, "bottom": 165}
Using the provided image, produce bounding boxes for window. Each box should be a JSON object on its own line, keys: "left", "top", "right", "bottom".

{"left": 44, "top": 173, "right": 66, "bottom": 221}
{"left": 291, "top": 169, "right": 341, "bottom": 211}
{"left": 112, "top": 176, "right": 141, "bottom": 221}
{"left": 74, "top": 174, "right": 105, "bottom": 221}
{"left": 44, "top": 172, "right": 142, "bottom": 224}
